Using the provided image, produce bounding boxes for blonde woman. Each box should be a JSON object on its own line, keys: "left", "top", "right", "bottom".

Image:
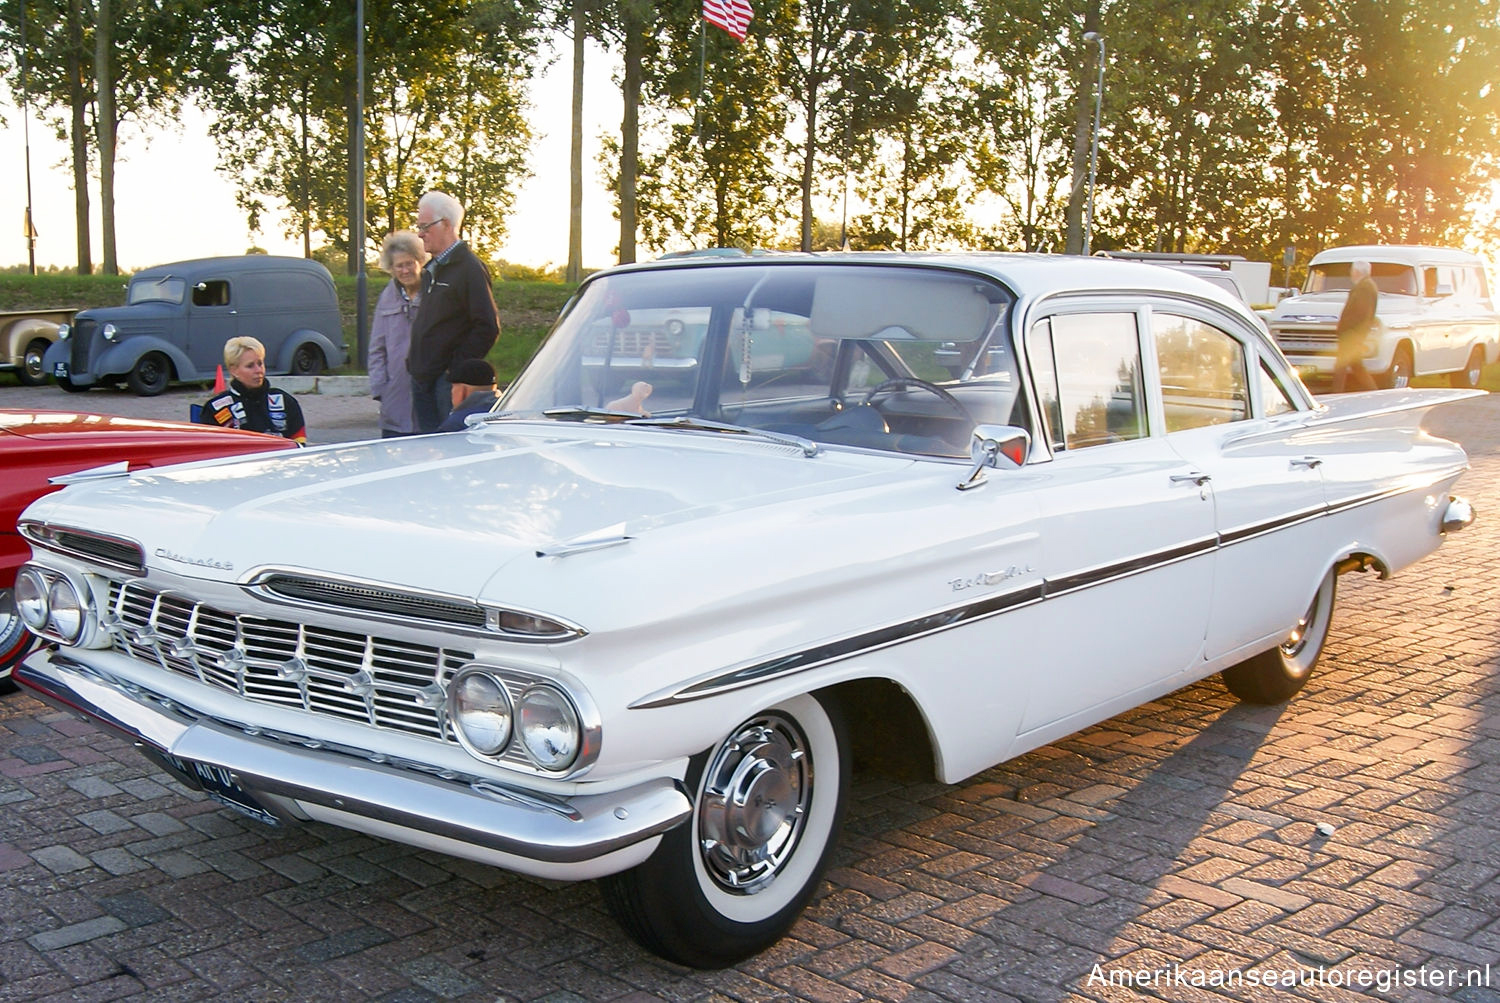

{"left": 195, "top": 336, "right": 307, "bottom": 443}
{"left": 370, "top": 230, "right": 426, "bottom": 435}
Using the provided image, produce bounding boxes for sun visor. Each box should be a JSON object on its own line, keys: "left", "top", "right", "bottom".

{"left": 810, "top": 272, "right": 990, "bottom": 341}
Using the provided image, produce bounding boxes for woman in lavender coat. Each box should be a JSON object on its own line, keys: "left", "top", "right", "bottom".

{"left": 369, "top": 231, "right": 426, "bottom": 436}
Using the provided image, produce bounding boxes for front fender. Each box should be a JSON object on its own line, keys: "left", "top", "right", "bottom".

{"left": 96, "top": 337, "right": 200, "bottom": 382}
{"left": 2, "top": 317, "right": 61, "bottom": 363}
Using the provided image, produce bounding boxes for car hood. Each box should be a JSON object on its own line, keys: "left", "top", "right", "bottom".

{"left": 23, "top": 421, "right": 934, "bottom": 607}
{"left": 71, "top": 303, "right": 180, "bottom": 325}
{"left": 1271, "top": 291, "right": 1426, "bottom": 325}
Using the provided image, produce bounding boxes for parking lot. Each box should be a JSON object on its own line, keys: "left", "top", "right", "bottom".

{"left": 1, "top": 383, "right": 1498, "bottom": 1001}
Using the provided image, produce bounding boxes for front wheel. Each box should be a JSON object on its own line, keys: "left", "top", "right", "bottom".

{"left": 19, "top": 338, "right": 51, "bottom": 386}
{"left": 0, "top": 589, "right": 36, "bottom": 694}
{"left": 57, "top": 375, "right": 90, "bottom": 393}
{"left": 1378, "top": 345, "right": 1414, "bottom": 390}
{"left": 127, "top": 352, "right": 172, "bottom": 396}
{"left": 1222, "top": 570, "right": 1336, "bottom": 704}
{"left": 601, "top": 692, "right": 849, "bottom": 968}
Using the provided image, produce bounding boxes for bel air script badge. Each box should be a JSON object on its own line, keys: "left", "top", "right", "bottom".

{"left": 154, "top": 547, "right": 234, "bottom": 571}
{"left": 949, "top": 564, "right": 1033, "bottom": 592}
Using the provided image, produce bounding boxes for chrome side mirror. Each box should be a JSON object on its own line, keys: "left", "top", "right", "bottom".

{"left": 957, "top": 424, "right": 1030, "bottom": 491}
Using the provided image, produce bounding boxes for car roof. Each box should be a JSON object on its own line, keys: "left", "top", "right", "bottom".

{"left": 131, "top": 256, "right": 333, "bottom": 279}
{"left": 1308, "top": 245, "right": 1486, "bottom": 267}
{"left": 606, "top": 250, "right": 1251, "bottom": 308}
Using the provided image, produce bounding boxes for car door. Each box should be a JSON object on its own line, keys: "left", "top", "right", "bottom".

{"left": 1148, "top": 308, "right": 1329, "bottom": 664}
{"left": 1017, "top": 308, "right": 1216, "bottom": 738}
{"left": 185, "top": 277, "right": 238, "bottom": 374}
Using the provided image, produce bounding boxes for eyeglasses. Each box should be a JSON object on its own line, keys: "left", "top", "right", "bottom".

{"left": 415, "top": 217, "right": 446, "bottom": 235}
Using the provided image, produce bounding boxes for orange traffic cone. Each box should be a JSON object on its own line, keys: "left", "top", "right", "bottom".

{"left": 213, "top": 365, "right": 226, "bottom": 392}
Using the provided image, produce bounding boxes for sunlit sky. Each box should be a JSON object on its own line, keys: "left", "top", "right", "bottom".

{"left": 0, "top": 41, "right": 623, "bottom": 273}
{"left": 4, "top": 39, "right": 1499, "bottom": 275}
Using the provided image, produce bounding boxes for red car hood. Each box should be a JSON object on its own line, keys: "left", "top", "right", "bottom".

{"left": 0, "top": 409, "right": 295, "bottom": 584}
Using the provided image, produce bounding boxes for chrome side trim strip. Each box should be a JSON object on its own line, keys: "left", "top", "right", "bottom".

{"left": 642, "top": 477, "right": 1451, "bottom": 707}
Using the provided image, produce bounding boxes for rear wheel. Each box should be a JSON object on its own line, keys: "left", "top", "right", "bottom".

{"left": 127, "top": 352, "right": 172, "bottom": 396}
{"left": 290, "top": 343, "right": 326, "bottom": 375}
{"left": 1222, "top": 570, "right": 1336, "bottom": 704}
{"left": 602, "top": 692, "right": 849, "bottom": 968}
{"left": 19, "top": 338, "right": 51, "bottom": 386}
{"left": 1378, "top": 344, "right": 1414, "bottom": 390}
{"left": 1450, "top": 347, "right": 1485, "bottom": 389}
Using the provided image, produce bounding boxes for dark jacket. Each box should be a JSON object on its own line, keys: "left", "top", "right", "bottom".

{"left": 437, "top": 389, "right": 499, "bottom": 432}
{"left": 196, "top": 379, "right": 307, "bottom": 442}
{"left": 406, "top": 241, "right": 500, "bottom": 383}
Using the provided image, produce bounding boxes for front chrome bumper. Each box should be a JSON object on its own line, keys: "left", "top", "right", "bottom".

{"left": 18, "top": 649, "right": 691, "bottom": 880}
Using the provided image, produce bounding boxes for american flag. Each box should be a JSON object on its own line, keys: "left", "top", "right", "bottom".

{"left": 703, "top": 0, "right": 753, "bottom": 41}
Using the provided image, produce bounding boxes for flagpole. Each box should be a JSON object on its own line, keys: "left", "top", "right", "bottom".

{"left": 693, "top": 16, "right": 706, "bottom": 141}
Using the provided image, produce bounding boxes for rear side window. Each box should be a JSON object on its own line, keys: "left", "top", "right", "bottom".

{"left": 1028, "top": 312, "right": 1146, "bottom": 450}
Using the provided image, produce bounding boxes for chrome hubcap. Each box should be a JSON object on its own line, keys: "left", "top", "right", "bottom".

{"left": 697, "top": 716, "right": 809, "bottom": 893}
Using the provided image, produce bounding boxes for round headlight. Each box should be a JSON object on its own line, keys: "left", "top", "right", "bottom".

{"left": 450, "top": 672, "right": 512, "bottom": 756}
{"left": 15, "top": 568, "right": 51, "bottom": 632}
{"left": 102, "top": 323, "right": 119, "bottom": 342}
{"left": 57, "top": 324, "right": 70, "bottom": 341}
{"left": 517, "top": 685, "right": 581, "bottom": 771}
{"left": 47, "top": 577, "right": 85, "bottom": 643}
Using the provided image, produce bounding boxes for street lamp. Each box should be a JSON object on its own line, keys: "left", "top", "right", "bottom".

{"left": 1082, "top": 31, "right": 1105, "bottom": 256}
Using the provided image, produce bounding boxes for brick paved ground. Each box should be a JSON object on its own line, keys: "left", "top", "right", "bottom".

{"left": 1, "top": 392, "right": 1498, "bottom": 1002}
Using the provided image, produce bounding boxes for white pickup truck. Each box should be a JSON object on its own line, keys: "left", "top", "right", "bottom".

{"left": 1268, "top": 245, "right": 1499, "bottom": 389}
{"left": 0, "top": 308, "right": 77, "bottom": 386}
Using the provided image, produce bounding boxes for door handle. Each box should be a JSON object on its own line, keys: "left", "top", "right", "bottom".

{"left": 1290, "top": 456, "right": 1323, "bottom": 469}
{"left": 1170, "top": 472, "right": 1211, "bottom": 486}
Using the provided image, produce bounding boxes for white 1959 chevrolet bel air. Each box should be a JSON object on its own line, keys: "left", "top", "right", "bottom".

{"left": 14, "top": 253, "right": 1478, "bottom": 967}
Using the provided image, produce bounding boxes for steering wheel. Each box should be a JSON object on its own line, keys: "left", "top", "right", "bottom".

{"left": 862, "top": 378, "right": 973, "bottom": 424}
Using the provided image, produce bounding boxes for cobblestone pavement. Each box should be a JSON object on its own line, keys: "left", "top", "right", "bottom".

{"left": 1, "top": 390, "right": 1498, "bottom": 1002}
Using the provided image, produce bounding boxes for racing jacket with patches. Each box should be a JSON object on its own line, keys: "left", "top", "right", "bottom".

{"left": 195, "top": 379, "right": 307, "bottom": 443}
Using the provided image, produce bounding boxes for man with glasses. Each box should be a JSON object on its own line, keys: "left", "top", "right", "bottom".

{"left": 406, "top": 190, "right": 500, "bottom": 432}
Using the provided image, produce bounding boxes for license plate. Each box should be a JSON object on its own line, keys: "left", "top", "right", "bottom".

{"left": 52, "top": 361, "right": 69, "bottom": 378}
{"left": 156, "top": 752, "right": 281, "bottom": 826}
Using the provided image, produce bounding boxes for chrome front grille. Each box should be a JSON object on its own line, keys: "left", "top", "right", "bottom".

{"left": 69, "top": 320, "right": 94, "bottom": 372}
{"left": 108, "top": 579, "right": 474, "bottom": 741}
{"left": 590, "top": 330, "right": 673, "bottom": 355}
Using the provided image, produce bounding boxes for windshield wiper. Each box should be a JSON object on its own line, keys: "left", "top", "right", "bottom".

{"left": 627, "top": 415, "right": 820, "bottom": 457}
{"left": 540, "top": 406, "right": 641, "bottom": 423}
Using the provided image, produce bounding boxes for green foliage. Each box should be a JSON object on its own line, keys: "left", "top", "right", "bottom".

{"left": 200, "top": 0, "right": 542, "bottom": 267}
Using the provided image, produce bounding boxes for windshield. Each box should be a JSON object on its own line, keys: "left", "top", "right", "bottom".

{"left": 127, "top": 276, "right": 186, "bottom": 305}
{"left": 1305, "top": 261, "right": 1419, "bottom": 297}
{"left": 501, "top": 263, "right": 1023, "bottom": 458}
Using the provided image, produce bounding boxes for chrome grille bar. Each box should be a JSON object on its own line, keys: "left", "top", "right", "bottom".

{"left": 107, "top": 580, "right": 474, "bottom": 743}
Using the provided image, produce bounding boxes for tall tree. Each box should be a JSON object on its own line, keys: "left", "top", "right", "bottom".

{"left": 848, "top": 0, "right": 972, "bottom": 250}
{"left": 204, "top": 0, "right": 540, "bottom": 266}
{"left": 611, "top": 9, "right": 790, "bottom": 252}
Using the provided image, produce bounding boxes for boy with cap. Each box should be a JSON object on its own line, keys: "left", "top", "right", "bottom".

{"left": 437, "top": 358, "right": 499, "bottom": 432}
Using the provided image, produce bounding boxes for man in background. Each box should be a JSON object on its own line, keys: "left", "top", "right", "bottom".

{"left": 438, "top": 358, "right": 500, "bottom": 432}
{"left": 407, "top": 191, "right": 500, "bottom": 431}
{"left": 1331, "top": 260, "right": 1379, "bottom": 393}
